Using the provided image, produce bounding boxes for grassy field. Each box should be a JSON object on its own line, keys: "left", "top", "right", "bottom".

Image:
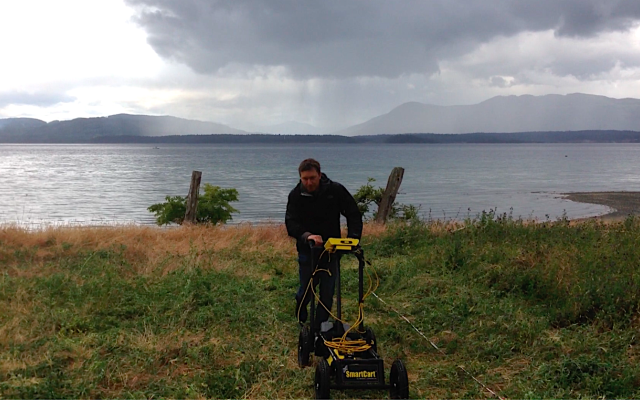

{"left": 2, "top": 214, "right": 640, "bottom": 399}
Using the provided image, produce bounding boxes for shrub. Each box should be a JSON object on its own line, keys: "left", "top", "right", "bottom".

{"left": 148, "top": 184, "right": 239, "bottom": 225}
{"left": 353, "top": 177, "right": 419, "bottom": 221}
{"left": 353, "top": 178, "right": 384, "bottom": 217}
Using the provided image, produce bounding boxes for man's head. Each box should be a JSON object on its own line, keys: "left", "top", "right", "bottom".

{"left": 298, "top": 158, "right": 321, "bottom": 193}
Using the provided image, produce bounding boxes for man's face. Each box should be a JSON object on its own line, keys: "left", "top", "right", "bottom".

{"left": 300, "top": 169, "right": 321, "bottom": 193}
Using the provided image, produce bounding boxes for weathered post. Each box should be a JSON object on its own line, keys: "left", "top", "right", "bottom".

{"left": 375, "top": 167, "right": 405, "bottom": 224}
{"left": 184, "top": 170, "right": 202, "bottom": 224}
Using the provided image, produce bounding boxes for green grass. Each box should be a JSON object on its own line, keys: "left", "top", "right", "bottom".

{"left": 2, "top": 216, "right": 640, "bottom": 398}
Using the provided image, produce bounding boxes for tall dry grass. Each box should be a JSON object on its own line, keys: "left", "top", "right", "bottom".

{"left": 0, "top": 222, "right": 399, "bottom": 278}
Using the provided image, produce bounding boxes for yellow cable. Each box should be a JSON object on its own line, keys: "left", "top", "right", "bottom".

{"left": 298, "top": 249, "right": 348, "bottom": 325}
{"left": 298, "top": 247, "right": 381, "bottom": 355}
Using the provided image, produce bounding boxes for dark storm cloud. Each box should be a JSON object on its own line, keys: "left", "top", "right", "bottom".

{"left": 125, "top": 0, "right": 640, "bottom": 79}
{"left": 500, "top": 1, "right": 640, "bottom": 37}
{"left": 552, "top": 1, "right": 640, "bottom": 37}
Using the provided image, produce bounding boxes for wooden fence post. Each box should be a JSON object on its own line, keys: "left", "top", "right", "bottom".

{"left": 184, "top": 170, "right": 202, "bottom": 224}
{"left": 375, "top": 167, "right": 405, "bottom": 224}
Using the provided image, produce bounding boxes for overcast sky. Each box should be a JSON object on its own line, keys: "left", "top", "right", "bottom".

{"left": 2, "top": 0, "right": 640, "bottom": 131}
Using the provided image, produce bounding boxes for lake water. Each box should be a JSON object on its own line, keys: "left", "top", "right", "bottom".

{"left": 1, "top": 143, "right": 638, "bottom": 227}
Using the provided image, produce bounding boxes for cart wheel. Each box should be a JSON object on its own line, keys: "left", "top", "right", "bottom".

{"left": 389, "top": 359, "right": 409, "bottom": 399}
{"left": 298, "top": 325, "right": 312, "bottom": 368}
{"left": 365, "top": 327, "right": 378, "bottom": 354}
{"left": 315, "top": 358, "right": 331, "bottom": 399}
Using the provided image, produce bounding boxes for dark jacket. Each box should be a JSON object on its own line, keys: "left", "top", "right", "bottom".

{"left": 286, "top": 173, "right": 363, "bottom": 254}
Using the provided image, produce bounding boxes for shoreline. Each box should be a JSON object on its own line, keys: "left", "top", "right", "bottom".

{"left": 562, "top": 191, "right": 640, "bottom": 222}
{"left": 3, "top": 192, "right": 639, "bottom": 230}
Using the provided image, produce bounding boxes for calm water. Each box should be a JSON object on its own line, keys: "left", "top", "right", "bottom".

{"left": 1, "top": 143, "right": 638, "bottom": 227}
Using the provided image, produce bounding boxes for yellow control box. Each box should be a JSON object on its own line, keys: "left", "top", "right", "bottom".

{"left": 324, "top": 238, "right": 359, "bottom": 252}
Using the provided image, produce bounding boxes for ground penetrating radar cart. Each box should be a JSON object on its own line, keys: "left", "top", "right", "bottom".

{"left": 297, "top": 238, "right": 409, "bottom": 399}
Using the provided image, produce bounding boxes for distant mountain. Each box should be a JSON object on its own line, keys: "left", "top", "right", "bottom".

{"left": 0, "top": 114, "right": 245, "bottom": 143}
{"left": 250, "top": 121, "right": 323, "bottom": 135}
{"left": 0, "top": 118, "right": 47, "bottom": 130}
{"left": 336, "top": 93, "right": 640, "bottom": 135}
{"left": 4, "top": 95, "right": 640, "bottom": 143}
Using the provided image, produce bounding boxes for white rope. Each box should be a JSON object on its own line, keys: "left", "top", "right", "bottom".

{"left": 371, "top": 291, "right": 506, "bottom": 400}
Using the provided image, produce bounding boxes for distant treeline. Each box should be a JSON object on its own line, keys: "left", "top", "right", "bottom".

{"left": 92, "top": 134, "right": 358, "bottom": 144}
{"left": 376, "top": 130, "right": 640, "bottom": 143}
{"left": 90, "top": 130, "right": 640, "bottom": 144}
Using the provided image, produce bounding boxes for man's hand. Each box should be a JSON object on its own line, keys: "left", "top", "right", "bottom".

{"left": 308, "top": 234, "right": 323, "bottom": 246}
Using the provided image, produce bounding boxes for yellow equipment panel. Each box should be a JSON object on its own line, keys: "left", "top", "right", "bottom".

{"left": 324, "top": 238, "right": 359, "bottom": 252}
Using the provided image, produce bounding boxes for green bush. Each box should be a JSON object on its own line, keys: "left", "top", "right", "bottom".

{"left": 353, "top": 178, "right": 385, "bottom": 216}
{"left": 148, "top": 183, "right": 239, "bottom": 225}
{"left": 353, "top": 177, "right": 419, "bottom": 221}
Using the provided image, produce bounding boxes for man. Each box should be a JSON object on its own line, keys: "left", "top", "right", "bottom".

{"left": 285, "top": 158, "right": 363, "bottom": 328}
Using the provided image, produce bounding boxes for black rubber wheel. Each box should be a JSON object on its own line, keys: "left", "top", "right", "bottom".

{"left": 298, "top": 325, "right": 312, "bottom": 368}
{"left": 315, "top": 358, "right": 331, "bottom": 399}
{"left": 365, "top": 327, "right": 378, "bottom": 354}
{"left": 389, "top": 359, "right": 409, "bottom": 399}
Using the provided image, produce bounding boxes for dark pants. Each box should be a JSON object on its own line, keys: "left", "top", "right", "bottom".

{"left": 295, "top": 252, "right": 339, "bottom": 329}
